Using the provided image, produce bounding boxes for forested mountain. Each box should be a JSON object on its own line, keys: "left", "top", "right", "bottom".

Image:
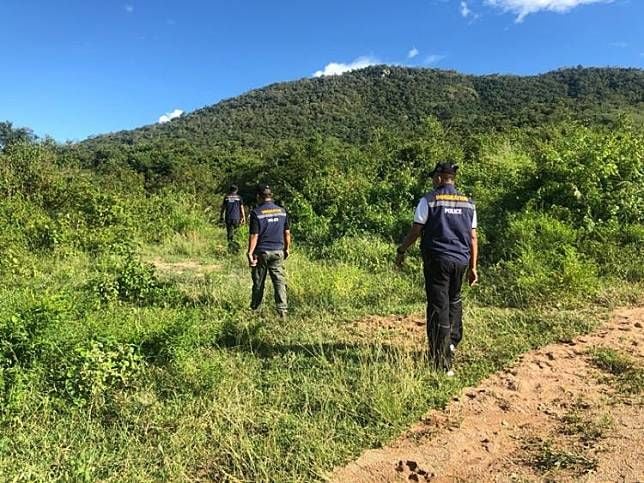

{"left": 82, "top": 66, "right": 643, "bottom": 150}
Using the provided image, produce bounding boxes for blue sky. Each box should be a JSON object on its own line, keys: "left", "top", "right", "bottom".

{"left": 1, "top": 0, "right": 642, "bottom": 141}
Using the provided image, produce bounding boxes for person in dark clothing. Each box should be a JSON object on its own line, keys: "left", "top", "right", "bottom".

{"left": 220, "top": 184, "right": 246, "bottom": 251}
{"left": 395, "top": 162, "right": 478, "bottom": 376}
{"left": 248, "top": 184, "right": 291, "bottom": 318}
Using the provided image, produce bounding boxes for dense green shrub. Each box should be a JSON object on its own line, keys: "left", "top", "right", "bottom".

{"left": 480, "top": 212, "right": 599, "bottom": 307}
{"left": 53, "top": 337, "right": 144, "bottom": 407}
{"left": 0, "top": 302, "right": 64, "bottom": 371}
{"left": 530, "top": 121, "right": 643, "bottom": 228}
{"left": 581, "top": 222, "right": 644, "bottom": 282}
{"left": 88, "top": 256, "right": 183, "bottom": 306}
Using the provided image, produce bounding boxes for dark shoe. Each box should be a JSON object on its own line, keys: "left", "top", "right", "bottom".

{"left": 277, "top": 310, "right": 288, "bottom": 320}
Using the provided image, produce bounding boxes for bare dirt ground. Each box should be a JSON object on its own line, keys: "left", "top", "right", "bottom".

{"left": 332, "top": 307, "right": 644, "bottom": 483}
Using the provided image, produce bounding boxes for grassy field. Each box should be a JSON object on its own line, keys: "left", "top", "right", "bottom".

{"left": 2, "top": 223, "right": 637, "bottom": 482}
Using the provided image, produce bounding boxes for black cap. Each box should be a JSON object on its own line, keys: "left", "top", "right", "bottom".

{"left": 229, "top": 184, "right": 238, "bottom": 192}
{"left": 256, "top": 183, "right": 272, "bottom": 197}
{"left": 431, "top": 162, "right": 458, "bottom": 176}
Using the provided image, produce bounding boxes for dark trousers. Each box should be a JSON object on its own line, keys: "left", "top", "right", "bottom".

{"left": 251, "top": 251, "right": 288, "bottom": 313}
{"left": 423, "top": 254, "right": 467, "bottom": 370}
{"left": 226, "top": 221, "right": 240, "bottom": 250}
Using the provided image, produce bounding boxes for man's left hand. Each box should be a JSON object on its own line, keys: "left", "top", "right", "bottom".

{"left": 468, "top": 268, "right": 478, "bottom": 286}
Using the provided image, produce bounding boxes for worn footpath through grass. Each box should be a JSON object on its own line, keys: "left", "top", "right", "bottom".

{"left": 333, "top": 308, "right": 644, "bottom": 482}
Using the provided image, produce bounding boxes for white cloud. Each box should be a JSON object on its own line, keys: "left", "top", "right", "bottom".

{"left": 408, "top": 47, "right": 420, "bottom": 59}
{"left": 425, "top": 54, "right": 446, "bottom": 64}
{"left": 313, "top": 56, "right": 380, "bottom": 77}
{"left": 124, "top": 4, "right": 134, "bottom": 13}
{"left": 610, "top": 41, "right": 628, "bottom": 48}
{"left": 158, "top": 109, "right": 184, "bottom": 124}
{"left": 461, "top": 1, "right": 473, "bottom": 17}
{"left": 485, "top": 0, "right": 610, "bottom": 22}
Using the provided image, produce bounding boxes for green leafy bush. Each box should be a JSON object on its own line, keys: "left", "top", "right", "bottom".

{"left": 0, "top": 303, "right": 63, "bottom": 370}
{"left": 481, "top": 212, "right": 599, "bottom": 307}
{"left": 581, "top": 222, "right": 644, "bottom": 282}
{"left": 55, "top": 337, "right": 143, "bottom": 406}
{"left": 88, "top": 256, "right": 183, "bottom": 306}
{"left": 531, "top": 122, "right": 643, "bottom": 228}
{"left": 25, "top": 220, "right": 64, "bottom": 252}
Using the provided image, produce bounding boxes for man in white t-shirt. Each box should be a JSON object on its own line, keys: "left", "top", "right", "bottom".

{"left": 395, "top": 162, "right": 478, "bottom": 376}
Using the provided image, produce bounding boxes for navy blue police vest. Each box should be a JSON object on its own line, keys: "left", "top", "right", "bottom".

{"left": 223, "top": 194, "right": 242, "bottom": 222}
{"left": 420, "top": 185, "right": 475, "bottom": 265}
{"left": 251, "top": 201, "right": 289, "bottom": 254}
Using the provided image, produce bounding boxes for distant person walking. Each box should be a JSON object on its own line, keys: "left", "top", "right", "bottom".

{"left": 248, "top": 184, "right": 291, "bottom": 318}
{"left": 395, "top": 162, "right": 478, "bottom": 376}
{"left": 220, "top": 184, "right": 245, "bottom": 251}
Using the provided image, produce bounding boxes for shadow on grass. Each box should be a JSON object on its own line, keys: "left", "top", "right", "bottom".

{"left": 213, "top": 318, "right": 425, "bottom": 363}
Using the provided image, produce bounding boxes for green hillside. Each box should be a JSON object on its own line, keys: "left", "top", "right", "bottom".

{"left": 82, "top": 66, "right": 643, "bottom": 150}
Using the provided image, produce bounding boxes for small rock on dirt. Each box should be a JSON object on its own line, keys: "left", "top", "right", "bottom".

{"left": 506, "top": 379, "right": 520, "bottom": 391}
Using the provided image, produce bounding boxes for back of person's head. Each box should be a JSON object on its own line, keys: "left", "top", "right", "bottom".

{"left": 229, "top": 184, "right": 238, "bottom": 193}
{"left": 256, "top": 183, "right": 273, "bottom": 200}
{"left": 431, "top": 162, "right": 458, "bottom": 183}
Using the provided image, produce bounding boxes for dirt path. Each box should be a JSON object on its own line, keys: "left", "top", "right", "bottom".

{"left": 149, "top": 257, "right": 221, "bottom": 277}
{"left": 332, "top": 308, "right": 644, "bottom": 482}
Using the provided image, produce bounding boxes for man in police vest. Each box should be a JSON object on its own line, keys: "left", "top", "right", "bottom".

{"left": 220, "top": 184, "right": 246, "bottom": 251}
{"left": 247, "top": 184, "right": 291, "bottom": 318}
{"left": 395, "top": 162, "right": 478, "bottom": 376}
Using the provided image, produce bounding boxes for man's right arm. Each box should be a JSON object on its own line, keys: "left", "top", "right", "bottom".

{"left": 219, "top": 197, "right": 226, "bottom": 222}
{"left": 395, "top": 197, "right": 428, "bottom": 267}
{"left": 247, "top": 212, "right": 259, "bottom": 266}
{"left": 468, "top": 229, "right": 478, "bottom": 286}
{"left": 397, "top": 223, "right": 423, "bottom": 254}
